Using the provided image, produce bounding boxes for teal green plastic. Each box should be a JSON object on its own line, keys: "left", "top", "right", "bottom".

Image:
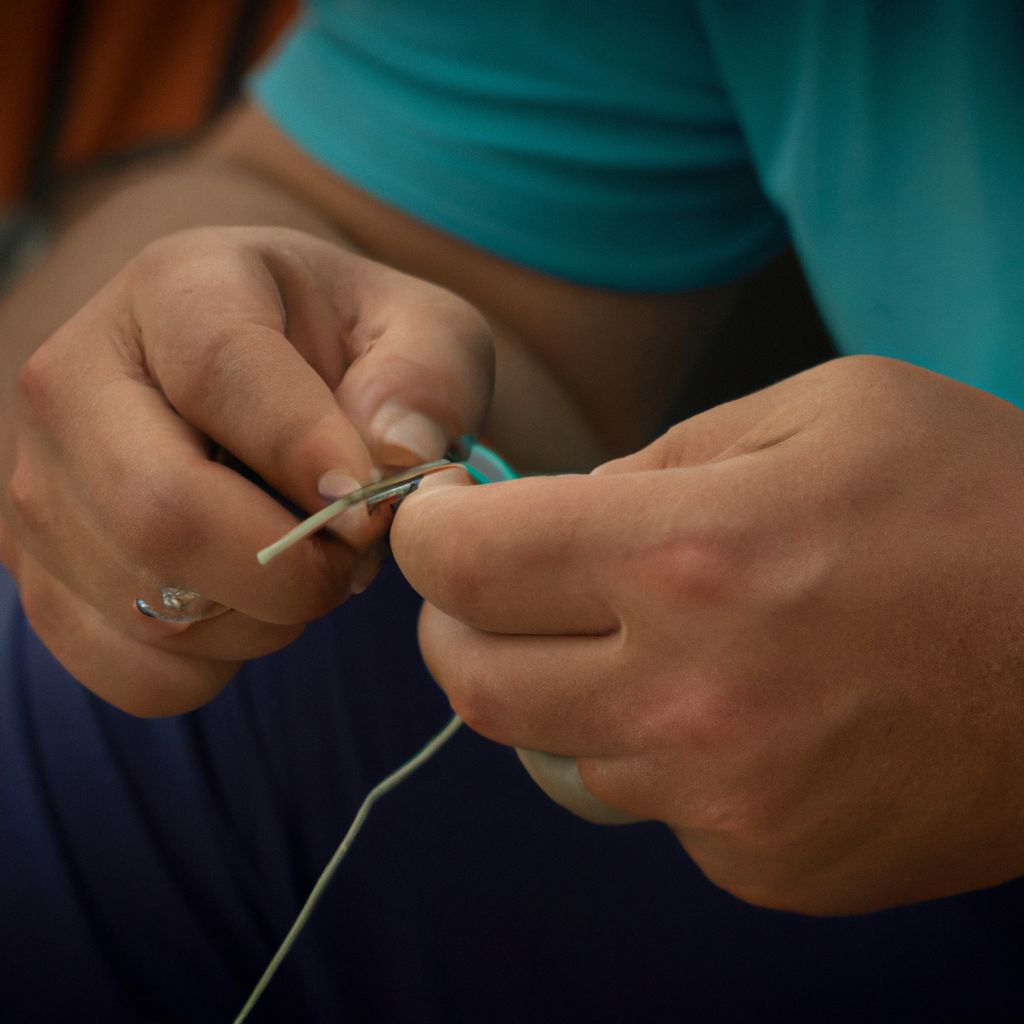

{"left": 252, "top": 1, "right": 1024, "bottom": 407}
{"left": 463, "top": 443, "right": 518, "bottom": 485}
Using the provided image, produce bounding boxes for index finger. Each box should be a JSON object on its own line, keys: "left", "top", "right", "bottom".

{"left": 87, "top": 377, "right": 361, "bottom": 624}
{"left": 131, "top": 237, "right": 379, "bottom": 523}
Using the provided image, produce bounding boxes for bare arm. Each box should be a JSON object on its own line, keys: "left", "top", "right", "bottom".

{"left": 201, "top": 103, "right": 742, "bottom": 471}
{"left": 0, "top": 118, "right": 498, "bottom": 713}
{"left": 0, "top": 157, "right": 342, "bottom": 394}
{"left": 3, "top": 100, "right": 739, "bottom": 472}
{"left": 0, "top": 100, "right": 737, "bottom": 713}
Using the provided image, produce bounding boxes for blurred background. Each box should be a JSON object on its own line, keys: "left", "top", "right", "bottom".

{"left": 0, "top": 0, "right": 296, "bottom": 283}
{"left": 0, "top": 0, "right": 834, "bottom": 420}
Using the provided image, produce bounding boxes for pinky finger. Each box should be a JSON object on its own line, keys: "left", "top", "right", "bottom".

{"left": 16, "top": 551, "right": 238, "bottom": 717}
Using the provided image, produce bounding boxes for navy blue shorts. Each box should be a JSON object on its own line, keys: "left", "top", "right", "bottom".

{"left": 2, "top": 561, "right": 1023, "bottom": 1022}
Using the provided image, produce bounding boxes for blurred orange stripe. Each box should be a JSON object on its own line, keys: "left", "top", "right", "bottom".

{"left": 0, "top": 0, "right": 297, "bottom": 206}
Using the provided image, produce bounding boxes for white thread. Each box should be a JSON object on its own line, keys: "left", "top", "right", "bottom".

{"left": 232, "top": 713, "right": 463, "bottom": 1024}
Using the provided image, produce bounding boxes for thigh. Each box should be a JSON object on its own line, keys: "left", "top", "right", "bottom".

{"left": 3, "top": 562, "right": 1024, "bottom": 1023}
{"left": 0, "top": 558, "right": 452, "bottom": 1021}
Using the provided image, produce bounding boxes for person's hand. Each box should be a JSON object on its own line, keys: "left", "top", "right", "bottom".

{"left": 0, "top": 226, "right": 493, "bottom": 716}
{"left": 392, "top": 356, "right": 1024, "bottom": 915}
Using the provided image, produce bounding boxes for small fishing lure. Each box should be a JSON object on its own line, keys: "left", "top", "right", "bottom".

{"left": 257, "top": 440, "right": 516, "bottom": 565}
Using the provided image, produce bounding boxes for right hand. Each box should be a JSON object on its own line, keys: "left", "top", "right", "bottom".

{"left": 0, "top": 226, "right": 493, "bottom": 716}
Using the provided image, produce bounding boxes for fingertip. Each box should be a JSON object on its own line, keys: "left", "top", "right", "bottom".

{"left": 389, "top": 468, "right": 469, "bottom": 574}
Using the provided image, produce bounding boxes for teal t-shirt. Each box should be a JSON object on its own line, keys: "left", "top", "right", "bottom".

{"left": 252, "top": 1, "right": 1024, "bottom": 405}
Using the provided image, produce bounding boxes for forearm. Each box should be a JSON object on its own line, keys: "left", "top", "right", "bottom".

{"left": 0, "top": 148, "right": 592, "bottom": 474}
{"left": 207, "top": 104, "right": 744, "bottom": 473}
{"left": 2, "top": 103, "right": 735, "bottom": 476}
{"left": 0, "top": 156, "right": 344, "bottom": 396}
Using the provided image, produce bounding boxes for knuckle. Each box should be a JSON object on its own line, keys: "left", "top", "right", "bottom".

{"left": 16, "top": 345, "right": 61, "bottom": 420}
{"left": 6, "top": 459, "right": 49, "bottom": 532}
{"left": 130, "top": 234, "right": 190, "bottom": 286}
{"left": 283, "top": 412, "right": 357, "bottom": 488}
{"left": 191, "top": 319, "right": 255, "bottom": 382}
{"left": 827, "top": 353, "right": 912, "bottom": 402}
{"left": 132, "top": 230, "right": 221, "bottom": 280}
{"left": 447, "top": 294, "right": 493, "bottom": 345}
{"left": 656, "top": 421, "right": 697, "bottom": 465}
{"left": 631, "top": 530, "right": 747, "bottom": 612}
{"left": 837, "top": 352, "right": 897, "bottom": 378}
{"left": 671, "top": 678, "right": 755, "bottom": 751}
{"left": 697, "top": 862, "right": 783, "bottom": 911}
{"left": 445, "top": 676, "right": 505, "bottom": 740}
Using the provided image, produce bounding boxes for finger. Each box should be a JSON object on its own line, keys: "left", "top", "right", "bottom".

{"left": 77, "top": 378, "right": 361, "bottom": 625}
{"left": 7, "top": 437, "right": 214, "bottom": 642}
{"left": 334, "top": 270, "right": 494, "bottom": 466}
{"left": 417, "top": 602, "right": 632, "bottom": 756}
{"left": 153, "top": 609, "right": 304, "bottom": 661}
{"left": 393, "top": 474, "right": 622, "bottom": 635}
{"left": 16, "top": 552, "right": 237, "bottom": 716}
{"left": 129, "top": 242, "right": 381, "bottom": 534}
{"left": 10, "top": 472, "right": 305, "bottom": 663}
{"left": 14, "top": 369, "right": 358, "bottom": 628}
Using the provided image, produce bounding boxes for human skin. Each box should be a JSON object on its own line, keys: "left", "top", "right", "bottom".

{"left": 0, "top": 103, "right": 733, "bottom": 714}
{"left": 393, "top": 356, "right": 1024, "bottom": 915}
{"left": 1, "top": 226, "right": 493, "bottom": 714}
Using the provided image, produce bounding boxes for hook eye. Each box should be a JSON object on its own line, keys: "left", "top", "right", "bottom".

{"left": 362, "top": 477, "right": 423, "bottom": 509}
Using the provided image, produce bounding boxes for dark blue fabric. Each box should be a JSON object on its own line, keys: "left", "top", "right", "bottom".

{"left": 2, "top": 560, "right": 1023, "bottom": 1023}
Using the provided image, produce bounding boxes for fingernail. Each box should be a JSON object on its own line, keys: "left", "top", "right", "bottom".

{"left": 317, "top": 472, "right": 362, "bottom": 502}
{"left": 316, "top": 472, "right": 372, "bottom": 544}
{"left": 370, "top": 403, "right": 448, "bottom": 465}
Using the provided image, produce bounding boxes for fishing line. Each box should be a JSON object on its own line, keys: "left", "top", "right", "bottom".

{"left": 233, "top": 714, "right": 463, "bottom": 1024}
{"left": 237, "top": 442, "right": 515, "bottom": 1020}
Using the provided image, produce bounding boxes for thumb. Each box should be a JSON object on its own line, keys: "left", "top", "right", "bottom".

{"left": 333, "top": 271, "right": 495, "bottom": 467}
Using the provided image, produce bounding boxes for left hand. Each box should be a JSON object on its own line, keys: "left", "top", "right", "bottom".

{"left": 392, "top": 356, "right": 1024, "bottom": 915}
{"left": 0, "top": 228, "right": 493, "bottom": 715}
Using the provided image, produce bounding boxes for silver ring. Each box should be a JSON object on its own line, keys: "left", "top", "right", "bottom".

{"left": 135, "top": 587, "right": 221, "bottom": 624}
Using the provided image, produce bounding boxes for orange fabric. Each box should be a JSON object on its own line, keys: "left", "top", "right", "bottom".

{"left": 0, "top": 0, "right": 297, "bottom": 206}
{"left": 0, "top": 4, "right": 62, "bottom": 204}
